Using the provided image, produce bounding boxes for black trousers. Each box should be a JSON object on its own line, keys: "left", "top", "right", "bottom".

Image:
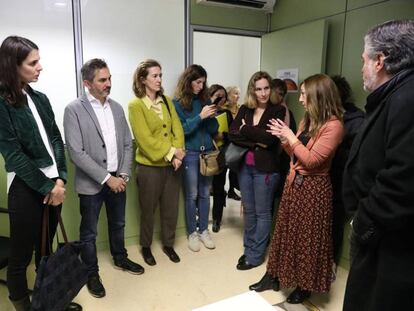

{"left": 228, "top": 170, "right": 239, "bottom": 192}
{"left": 212, "top": 168, "right": 227, "bottom": 223}
{"left": 7, "top": 176, "right": 58, "bottom": 300}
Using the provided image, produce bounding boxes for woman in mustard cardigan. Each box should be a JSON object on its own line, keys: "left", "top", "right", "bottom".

{"left": 249, "top": 74, "right": 344, "bottom": 304}
{"left": 128, "top": 59, "right": 185, "bottom": 266}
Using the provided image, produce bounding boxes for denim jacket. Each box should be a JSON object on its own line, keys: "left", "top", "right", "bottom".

{"left": 0, "top": 86, "right": 67, "bottom": 195}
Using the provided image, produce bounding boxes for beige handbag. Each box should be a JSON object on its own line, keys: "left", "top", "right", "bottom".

{"left": 199, "top": 135, "right": 222, "bottom": 176}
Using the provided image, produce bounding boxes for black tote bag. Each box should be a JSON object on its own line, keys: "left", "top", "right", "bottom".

{"left": 31, "top": 206, "right": 88, "bottom": 311}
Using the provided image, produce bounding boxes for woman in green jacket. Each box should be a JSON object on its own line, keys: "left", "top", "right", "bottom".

{"left": 0, "top": 36, "right": 81, "bottom": 311}
{"left": 128, "top": 59, "right": 185, "bottom": 266}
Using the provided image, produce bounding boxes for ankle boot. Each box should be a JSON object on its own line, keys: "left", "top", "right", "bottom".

{"left": 10, "top": 295, "right": 31, "bottom": 311}
{"left": 249, "top": 272, "right": 280, "bottom": 292}
{"left": 287, "top": 287, "right": 311, "bottom": 304}
{"left": 212, "top": 220, "right": 221, "bottom": 232}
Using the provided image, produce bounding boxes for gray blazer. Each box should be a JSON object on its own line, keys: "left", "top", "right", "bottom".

{"left": 63, "top": 94, "right": 133, "bottom": 195}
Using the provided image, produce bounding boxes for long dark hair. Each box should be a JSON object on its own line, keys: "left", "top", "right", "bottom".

{"left": 0, "top": 36, "right": 38, "bottom": 106}
{"left": 174, "top": 64, "right": 208, "bottom": 110}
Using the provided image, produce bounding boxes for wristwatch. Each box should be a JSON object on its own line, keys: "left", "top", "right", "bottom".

{"left": 120, "top": 175, "right": 130, "bottom": 183}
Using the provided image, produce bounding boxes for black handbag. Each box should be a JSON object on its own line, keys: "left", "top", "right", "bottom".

{"left": 225, "top": 142, "right": 249, "bottom": 172}
{"left": 31, "top": 206, "right": 88, "bottom": 311}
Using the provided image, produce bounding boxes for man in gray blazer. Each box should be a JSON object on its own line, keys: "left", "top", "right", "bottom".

{"left": 64, "top": 58, "right": 144, "bottom": 299}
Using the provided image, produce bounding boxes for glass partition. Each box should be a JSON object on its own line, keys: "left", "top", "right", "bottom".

{"left": 81, "top": 0, "right": 185, "bottom": 109}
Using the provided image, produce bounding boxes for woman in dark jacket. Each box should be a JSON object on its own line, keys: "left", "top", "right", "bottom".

{"left": 329, "top": 75, "right": 365, "bottom": 265}
{"left": 271, "top": 79, "right": 297, "bottom": 201}
{"left": 0, "top": 36, "right": 81, "bottom": 311}
{"left": 209, "top": 84, "right": 233, "bottom": 232}
{"left": 229, "top": 71, "right": 285, "bottom": 270}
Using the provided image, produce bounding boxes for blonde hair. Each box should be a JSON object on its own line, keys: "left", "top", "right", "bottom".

{"left": 302, "top": 74, "right": 344, "bottom": 137}
{"left": 132, "top": 59, "right": 163, "bottom": 98}
{"left": 226, "top": 86, "right": 240, "bottom": 99}
{"left": 244, "top": 71, "right": 275, "bottom": 109}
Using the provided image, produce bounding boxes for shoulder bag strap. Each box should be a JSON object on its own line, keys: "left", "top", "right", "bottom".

{"left": 41, "top": 205, "right": 50, "bottom": 257}
{"left": 161, "top": 95, "right": 171, "bottom": 116}
{"left": 56, "top": 208, "right": 69, "bottom": 245}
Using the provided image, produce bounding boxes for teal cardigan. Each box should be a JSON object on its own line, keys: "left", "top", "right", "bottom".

{"left": 0, "top": 86, "right": 67, "bottom": 195}
{"left": 173, "top": 95, "right": 218, "bottom": 152}
{"left": 128, "top": 95, "right": 184, "bottom": 166}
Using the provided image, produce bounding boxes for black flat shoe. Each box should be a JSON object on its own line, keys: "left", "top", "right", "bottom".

{"left": 142, "top": 247, "right": 156, "bottom": 266}
{"left": 163, "top": 246, "right": 180, "bottom": 263}
{"left": 236, "top": 257, "right": 259, "bottom": 270}
{"left": 212, "top": 220, "right": 221, "bottom": 233}
{"left": 287, "top": 287, "right": 311, "bottom": 304}
{"left": 249, "top": 272, "right": 280, "bottom": 292}
{"left": 65, "top": 302, "right": 82, "bottom": 311}
{"left": 87, "top": 273, "right": 106, "bottom": 298}
{"left": 114, "top": 257, "right": 145, "bottom": 275}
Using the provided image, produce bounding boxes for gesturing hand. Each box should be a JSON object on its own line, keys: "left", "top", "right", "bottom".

{"left": 267, "top": 118, "right": 296, "bottom": 144}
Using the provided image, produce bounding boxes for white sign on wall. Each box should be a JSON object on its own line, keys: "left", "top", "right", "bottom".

{"left": 276, "top": 68, "right": 299, "bottom": 92}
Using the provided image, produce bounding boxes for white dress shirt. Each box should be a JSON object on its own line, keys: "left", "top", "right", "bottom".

{"left": 87, "top": 93, "right": 118, "bottom": 184}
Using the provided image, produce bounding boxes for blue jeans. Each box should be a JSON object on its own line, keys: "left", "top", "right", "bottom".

{"left": 182, "top": 151, "right": 213, "bottom": 234}
{"left": 239, "top": 163, "right": 279, "bottom": 265}
{"left": 79, "top": 185, "right": 127, "bottom": 275}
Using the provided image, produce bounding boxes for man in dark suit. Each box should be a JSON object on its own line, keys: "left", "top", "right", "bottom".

{"left": 64, "top": 59, "right": 144, "bottom": 299}
{"left": 343, "top": 20, "right": 414, "bottom": 311}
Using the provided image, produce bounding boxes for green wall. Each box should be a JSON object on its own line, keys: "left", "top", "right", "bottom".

{"left": 270, "top": 0, "right": 414, "bottom": 108}
{"left": 261, "top": 19, "right": 328, "bottom": 121}
{"left": 341, "top": 0, "right": 414, "bottom": 106}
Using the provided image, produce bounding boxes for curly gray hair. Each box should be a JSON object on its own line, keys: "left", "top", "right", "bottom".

{"left": 364, "top": 19, "right": 414, "bottom": 74}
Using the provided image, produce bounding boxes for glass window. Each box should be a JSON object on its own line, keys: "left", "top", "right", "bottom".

{"left": 81, "top": 0, "right": 185, "bottom": 108}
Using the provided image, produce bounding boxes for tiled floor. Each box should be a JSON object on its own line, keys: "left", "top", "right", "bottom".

{"left": 0, "top": 195, "right": 348, "bottom": 311}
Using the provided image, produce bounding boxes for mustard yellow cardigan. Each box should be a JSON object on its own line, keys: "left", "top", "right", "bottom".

{"left": 128, "top": 95, "right": 184, "bottom": 166}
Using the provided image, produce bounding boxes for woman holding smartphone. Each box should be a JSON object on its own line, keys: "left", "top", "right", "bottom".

{"left": 209, "top": 84, "right": 232, "bottom": 233}
{"left": 173, "top": 64, "right": 219, "bottom": 252}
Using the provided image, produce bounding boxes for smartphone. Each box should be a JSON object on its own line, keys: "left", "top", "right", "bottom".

{"left": 212, "top": 96, "right": 223, "bottom": 106}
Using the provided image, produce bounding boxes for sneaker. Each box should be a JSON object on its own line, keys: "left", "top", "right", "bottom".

{"left": 199, "top": 229, "right": 216, "bottom": 249}
{"left": 188, "top": 232, "right": 201, "bottom": 252}
{"left": 114, "top": 257, "right": 145, "bottom": 275}
{"left": 87, "top": 273, "right": 106, "bottom": 298}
